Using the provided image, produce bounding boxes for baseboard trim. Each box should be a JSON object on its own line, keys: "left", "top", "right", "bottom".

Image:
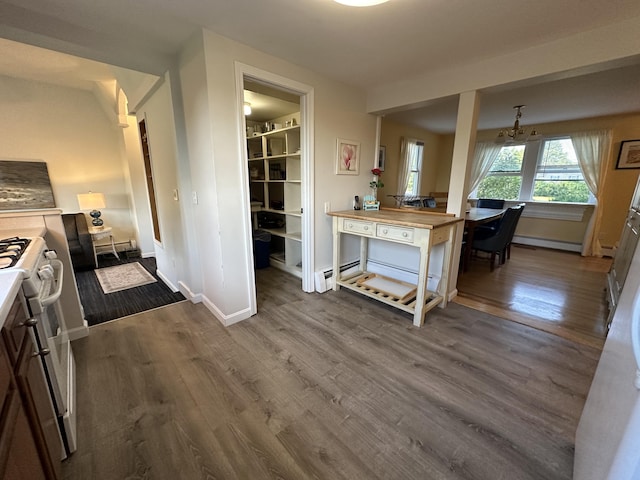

{"left": 67, "top": 323, "right": 90, "bottom": 341}
{"left": 201, "top": 295, "right": 253, "bottom": 327}
{"left": 447, "top": 288, "right": 458, "bottom": 302}
{"left": 178, "top": 281, "right": 202, "bottom": 303}
{"left": 155, "top": 268, "right": 179, "bottom": 293}
{"left": 512, "top": 235, "right": 582, "bottom": 253}
{"left": 601, "top": 246, "right": 615, "bottom": 258}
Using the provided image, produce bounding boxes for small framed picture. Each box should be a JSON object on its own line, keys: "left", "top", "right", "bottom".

{"left": 378, "top": 145, "right": 386, "bottom": 172}
{"left": 336, "top": 138, "right": 360, "bottom": 175}
{"left": 616, "top": 139, "right": 640, "bottom": 169}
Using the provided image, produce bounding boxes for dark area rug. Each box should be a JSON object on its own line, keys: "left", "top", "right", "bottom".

{"left": 74, "top": 254, "right": 186, "bottom": 326}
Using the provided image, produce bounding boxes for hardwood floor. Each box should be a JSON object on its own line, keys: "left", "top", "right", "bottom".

{"left": 63, "top": 267, "right": 600, "bottom": 480}
{"left": 456, "top": 244, "right": 612, "bottom": 349}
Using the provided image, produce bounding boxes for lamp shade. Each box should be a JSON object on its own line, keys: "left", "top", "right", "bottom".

{"left": 77, "top": 192, "right": 106, "bottom": 211}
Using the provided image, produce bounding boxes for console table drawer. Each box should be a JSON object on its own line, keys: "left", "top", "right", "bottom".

{"left": 343, "top": 219, "right": 374, "bottom": 236}
{"left": 376, "top": 224, "right": 414, "bottom": 243}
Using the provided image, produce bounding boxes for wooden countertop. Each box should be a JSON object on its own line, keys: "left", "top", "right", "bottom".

{"left": 328, "top": 209, "right": 463, "bottom": 229}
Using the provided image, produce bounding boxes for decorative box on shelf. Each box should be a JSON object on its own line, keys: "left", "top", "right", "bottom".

{"left": 363, "top": 195, "right": 379, "bottom": 211}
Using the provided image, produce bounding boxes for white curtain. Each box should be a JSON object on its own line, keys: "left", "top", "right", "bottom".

{"left": 397, "top": 137, "right": 413, "bottom": 196}
{"left": 468, "top": 141, "right": 502, "bottom": 193}
{"left": 571, "top": 129, "right": 612, "bottom": 257}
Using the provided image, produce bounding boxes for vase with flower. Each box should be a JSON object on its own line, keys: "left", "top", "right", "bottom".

{"left": 369, "top": 167, "right": 384, "bottom": 201}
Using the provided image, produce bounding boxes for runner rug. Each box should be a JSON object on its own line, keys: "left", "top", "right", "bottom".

{"left": 95, "top": 262, "right": 157, "bottom": 294}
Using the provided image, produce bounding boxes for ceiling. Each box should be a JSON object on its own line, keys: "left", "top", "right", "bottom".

{"left": 386, "top": 61, "right": 640, "bottom": 133}
{"left": 0, "top": 0, "right": 639, "bottom": 132}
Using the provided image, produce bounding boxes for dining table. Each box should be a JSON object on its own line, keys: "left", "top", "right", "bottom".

{"left": 463, "top": 207, "right": 507, "bottom": 271}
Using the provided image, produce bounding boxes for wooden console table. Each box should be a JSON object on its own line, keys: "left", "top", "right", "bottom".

{"left": 328, "top": 210, "right": 463, "bottom": 326}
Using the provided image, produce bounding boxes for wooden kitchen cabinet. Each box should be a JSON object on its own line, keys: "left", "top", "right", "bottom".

{"left": 0, "top": 293, "right": 61, "bottom": 480}
{"left": 0, "top": 377, "right": 47, "bottom": 480}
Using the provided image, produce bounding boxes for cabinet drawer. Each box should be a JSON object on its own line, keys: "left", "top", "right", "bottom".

{"left": 376, "top": 224, "right": 414, "bottom": 243}
{"left": 343, "top": 219, "right": 374, "bottom": 236}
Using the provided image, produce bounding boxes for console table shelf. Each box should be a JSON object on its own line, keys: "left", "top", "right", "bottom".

{"left": 336, "top": 270, "right": 441, "bottom": 315}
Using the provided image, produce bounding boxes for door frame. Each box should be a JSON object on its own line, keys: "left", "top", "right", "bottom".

{"left": 234, "top": 62, "right": 315, "bottom": 313}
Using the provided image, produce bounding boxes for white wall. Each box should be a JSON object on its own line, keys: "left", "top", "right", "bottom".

{"left": 0, "top": 74, "right": 137, "bottom": 243}
{"left": 173, "top": 29, "right": 377, "bottom": 323}
{"left": 135, "top": 73, "right": 185, "bottom": 291}
{"left": 178, "top": 33, "right": 221, "bottom": 302}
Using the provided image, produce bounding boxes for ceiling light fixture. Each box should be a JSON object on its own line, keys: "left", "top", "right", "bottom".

{"left": 244, "top": 102, "right": 252, "bottom": 116}
{"left": 496, "top": 105, "right": 541, "bottom": 144}
{"left": 333, "top": 0, "right": 390, "bottom": 6}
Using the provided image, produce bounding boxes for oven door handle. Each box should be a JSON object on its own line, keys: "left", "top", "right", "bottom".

{"left": 40, "top": 259, "right": 64, "bottom": 307}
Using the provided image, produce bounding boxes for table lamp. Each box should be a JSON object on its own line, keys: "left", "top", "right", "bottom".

{"left": 77, "top": 192, "right": 106, "bottom": 227}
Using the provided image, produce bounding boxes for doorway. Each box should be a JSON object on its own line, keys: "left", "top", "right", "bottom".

{"left": 237, "top": 64, "right": 315, "bottom": 317}
{"left": 244, "top": 81, "right": 303, "bottom": 277}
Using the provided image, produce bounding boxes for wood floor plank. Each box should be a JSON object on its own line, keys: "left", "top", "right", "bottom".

{"left": 63, "top": 267, "right": 600, "bottom": 480}
{"left": 456, "top": 245, "right": 611, "bottom": 348}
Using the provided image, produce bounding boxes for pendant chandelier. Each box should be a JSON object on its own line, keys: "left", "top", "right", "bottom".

{"left": 495, "top": 105, "right": 541, "bottom": 144}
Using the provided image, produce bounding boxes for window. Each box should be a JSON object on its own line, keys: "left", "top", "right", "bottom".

{"left": 476, "top": 145, "right": 524, "bottom": 200}
{"left": 533, "top": 138, "right": 591, "bottom": 203}
{"left": 403, "top": 139, "right": 424, "bottom": 196}
{"left": 473, "top": 137, "right": 592, "bottom": 204}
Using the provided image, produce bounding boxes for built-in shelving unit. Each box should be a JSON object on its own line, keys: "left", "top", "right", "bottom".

{"left": 247, "top": 123, "right": 302, "bottom": 277}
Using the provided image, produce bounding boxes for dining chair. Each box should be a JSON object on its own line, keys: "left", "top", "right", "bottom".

{"left": 476, "top": 198, "right": 506, "bottom": 209}
{"left": 471, "top": 204, "right": 524, "bottom": 271}
{"left": 422, "top": 196, "right": 437, "bottom": 208}
{"left": 475, "top": 198, "right": 507, "bottom": 234}
{"left": 504, "top": 203, "right": 525, "bottom": 261}
{"left": 429, "top": 191, "right": 448, "bottom": 208}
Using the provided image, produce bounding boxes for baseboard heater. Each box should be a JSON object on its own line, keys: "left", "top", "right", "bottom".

{"left": 315, "top": 260, "right": 361, "bottom": 293}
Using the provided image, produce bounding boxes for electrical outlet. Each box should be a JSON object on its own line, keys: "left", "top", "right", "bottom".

{"left": 324, "top": 201, "right": 331, "bottom": 213}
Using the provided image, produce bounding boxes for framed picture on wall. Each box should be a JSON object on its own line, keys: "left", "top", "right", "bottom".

{"left": 336, "top": 138, "right": 360, "bottom": 175}
{"left": 616, "top": 139, "right": 640, "bottom": 169}
{"left": 378, "top": 145, "right": 386, "bottom": 171}
{"left": 0, "top": 160, "right": 56, "bottom": 210}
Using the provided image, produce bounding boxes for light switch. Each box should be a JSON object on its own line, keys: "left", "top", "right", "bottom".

{"left": 192, "top": 191, "right": 198, "bottom": 205}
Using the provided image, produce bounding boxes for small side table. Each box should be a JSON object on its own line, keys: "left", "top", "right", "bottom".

{"left": 88, "top": 226, "right": 120, "bottom": 266}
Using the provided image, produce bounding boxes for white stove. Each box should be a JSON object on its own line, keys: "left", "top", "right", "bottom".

{"left": 0, "top": 236, "right": 32, "bottom": 269}
{"left": 2, "top": 234, "right": 77, "bottom": 457}
{"left": 0, "top": 236, "right": 55, "bottom": 296}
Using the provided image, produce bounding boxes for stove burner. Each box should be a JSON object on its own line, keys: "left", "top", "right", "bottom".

{"left": 0, "top": 237, "right": 32, "bottom": 269}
